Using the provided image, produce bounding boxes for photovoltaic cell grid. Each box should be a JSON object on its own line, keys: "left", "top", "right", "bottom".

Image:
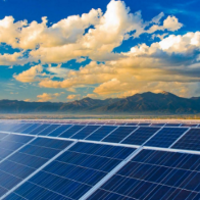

{"left": 38, "top": 124, "right": 60, "bottom": 136}
{"left": 59, "top": 125, "right": 85, "bottom": 138}
{"left": 1, "top": 120, "right": 200, "bottom": 199}
{"left": 0, "top": 137, "right": 72, "bottom": 198}
{"left": 89, "top": 149, "right": 200, "bottom": 200}
{"left": 29, "top": 124, "right": 50, "bottom": 135}
{"left": 22, "top": 123, "right": 42, "bottom": 134}
{"left": 172, "top": 128, "right": 200, "bottom": 151}
{"left": 48, "top": 124, "right": 72, "bottom": 137}
{"left": 86, "top": 126, "right": 117, "bottom": 141}
{"left": 145, "top": 127, "right": 188, "bottom": 148}
{"left": 102, "top": 126, "right": 137, "bottom": 143}
{"left": 0, "top": 132, "right": 8, "bottom": 140}
{"left": 0, "top": 134, "right": 34, "bottom": 162}
{"left": 6, "top": 142, "right": 135, "bottom": 200}
{"left": 71, "top": 125, "right": 100, "bottom": 140}
{"left": 122, "top": 127, "right": 160, "bottom": 145}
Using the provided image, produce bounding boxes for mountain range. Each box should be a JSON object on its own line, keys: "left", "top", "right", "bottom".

{"left": 1, "top": 91, "right": 200, "bottom": 114}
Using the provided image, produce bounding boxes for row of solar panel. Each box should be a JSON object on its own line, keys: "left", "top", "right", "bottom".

{"left": 1, "top": 132, "right": 200, "bottom": 200}
{"left": 0, "top": 122, "right": 182, "bottom": 148}
{"left": 0, "top": 133, "right": 136, "bottom": 199}
{"left": 1, "top": 121, "right": 200, "bottom": 151}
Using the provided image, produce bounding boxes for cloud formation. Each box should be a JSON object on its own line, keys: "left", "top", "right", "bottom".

{"left": 0, "top": 0, "right": 182, "bottom": 65}
{"left": 14, "top": 65, "right": 44, "bottom": 82}
{"left": 37, "top": 92, "right": 64, "bottom": 102}
{"left": 2, "top": 0, "right": 200, "bottom": 99}
{"left": 29, "top": 31, "right": 200, "bottom": 98}
{"left": 67, "top": 94, "right": 81, "bottom": 100}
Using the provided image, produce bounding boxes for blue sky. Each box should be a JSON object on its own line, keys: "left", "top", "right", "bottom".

{"left": 0, "top": 0, "right": 200, "bottom": 102}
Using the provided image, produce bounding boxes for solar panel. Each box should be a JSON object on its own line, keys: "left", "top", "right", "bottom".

{"left": 71, "top": 125, "right": 100, "bottom": 139}
{"left": 0, "top": 123, "right": 20, "bottom": 132}
{"left": 88, "top": 189, "right": 134, "bottom": 200}
{"left": 1, "top": 119, "right": 200, "bottom": 199}
{"left": 122, "top": 127, "right": 160, "bottom": 145}
{"left": 86, "top": 126, "right": 117, "bottom": 141}
{"left": 2, "top": 134, "right": 33, "bottom": 144}
{"left": 3, "top": 193, "right": 22, "bottom": 200}
{"left": 172, "top": 128, "right": 200, "bottom": 151}
{"left": 48, "top": 124, "right": 72, "bottom": 137}
{"left": 28, "top": 124, "right": 50, "bottom": 135}
{"left": 22, "top": 123, "right": 42, "bottom": 134}
{"left": 0, "top": 137, "right": 72, "bottom": 198}
{"left": 7, "top": 142, "right": 135, "bottom": 200}
{"left": 102, "top": 126, "right": 137, "bottom": 143}
{"left": 59, "top": 125, "right": 85, "bottom": 138}
{"left": 0, "top": 134, "right": 34, "bottom": 161}
{"left": 89, "top": 149, "right": 200, "bottom": 199}
{"left": 144, "top": 128, "right": 188, "bottom": 148}
{"left": 0, "top": 132, "right": 8, "bottom": 140}
{"left": 13, "top": 124, "right": 33, "bottom": 133}
{"left": 37, "top": 124, "right": 60, "bottom": 136}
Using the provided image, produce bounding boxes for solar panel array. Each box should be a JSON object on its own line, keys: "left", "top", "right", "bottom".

{"left": 0, "top": 119, "right": 200, "bottom": 199}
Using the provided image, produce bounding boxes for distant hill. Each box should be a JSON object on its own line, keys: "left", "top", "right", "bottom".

{"left": 1, "top": 91, "right": 200, "bottom": 114}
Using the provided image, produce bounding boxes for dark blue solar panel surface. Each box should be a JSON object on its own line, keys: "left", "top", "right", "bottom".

{"left": 48, "top": 124, "right": 72, "bottom": 137}
{"left": 0, "top": 132, "right": 8, "bottom": 140}
{"left": 10, "top": 142, "right": 135, "bottom": 200}
{"left": 86, "top": 126, "right": 117, "bottom": 141}
{"left": 0, "top": 137, "right": 72, "bottom": 198}
{"left": 122, "top": 127, "right": 160, "bottom": 145}
{"left": 145, "top": 128, "right": 187, "bottom": 148}
{"left": 29, "top": 137, "right": 72, "bottom": 150}
{"left": 0, "top": 123, "right": 19, "bottom": 132}
{"left": 13, "top": 124, "right": 33, "bottom": 133}
{"left": 22, "top": 123, "right": 42, "bottom": 134}
{"left": 172, "top": 128, "right": 200, "bottom": 151}
{"left": 59, "top": 125, "right": 85, "bottom": 138}
{"left": 4, "top": 193, "right": 25, "bottom": 200}
{"left": 28, "top": 124, "right": 50, "bottom": 135}
{"left": 103, "top": 126, "right": 137, "bottom": 143}
{"left": 0, "top": 123, "right": 11, "bottom": 131}
{"left": 2, "top": 134, "right": 33, "bottom": 144}
{"left": 88, "top": 189, "right": 135, "bottom": 200}
{"left": 1, "top": 120, "right": 200, "bottom": 200}
{"left": 90, "top": 149, "right": 200, "bottom": 200}
{"left": 0, "top": 134, "right": 34, "bottom": 162}
{"left": 5, "top": 123, "right": 22, "bottom": 132}
{"left": 71, "top": 125, "right": 100, "bottom": 139}
{"left": 38, "top": 124, "right": 60, "bottom": 136}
